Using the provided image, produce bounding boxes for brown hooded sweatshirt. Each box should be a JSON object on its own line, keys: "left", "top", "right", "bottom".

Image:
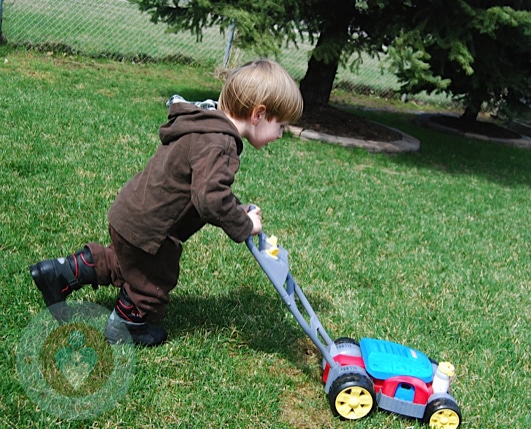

{"left": 108, "top": 102, "right": 253, "bottom": 255}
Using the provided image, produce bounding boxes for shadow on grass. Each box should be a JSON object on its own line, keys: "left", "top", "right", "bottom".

{"left": 356, "top": 111, "right": 531, "bottom": 188}
{"left": 99, "top": 284, "right": 334, "bottom": 371}
{"left": 401, "top": 133, "right": 531, "bottom": 188}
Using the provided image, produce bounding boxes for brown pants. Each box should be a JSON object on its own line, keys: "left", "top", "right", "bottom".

{"left": 86, "top": 226, "right": 182, "bottom": 320}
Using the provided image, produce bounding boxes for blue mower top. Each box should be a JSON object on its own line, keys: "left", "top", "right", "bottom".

{"left": 360, "top": 338, "right": 433, "bottom": 383}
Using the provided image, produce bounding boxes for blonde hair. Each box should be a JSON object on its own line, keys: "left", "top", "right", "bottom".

{"left": 218, "top": 60, "right": 303, "bottom": 124}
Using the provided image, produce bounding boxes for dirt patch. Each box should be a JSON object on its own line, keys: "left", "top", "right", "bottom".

{"left": 278, "top": 382, "right": 333, "bottom": 428}
{"left": 296, "top": 106, "right": 402, "bottom": 142}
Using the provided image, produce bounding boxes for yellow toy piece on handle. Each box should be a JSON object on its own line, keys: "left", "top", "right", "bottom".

{"left": 266, "top": 235, "right": 279, "bottom": 259}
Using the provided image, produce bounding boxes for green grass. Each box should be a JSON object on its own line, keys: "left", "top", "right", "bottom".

{"left": 1, "top": 45, "right": 531, "bottom": 428}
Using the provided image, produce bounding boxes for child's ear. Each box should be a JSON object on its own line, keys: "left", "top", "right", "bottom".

{"left": 250, "top": 105, "right": 267, "bottom": 125}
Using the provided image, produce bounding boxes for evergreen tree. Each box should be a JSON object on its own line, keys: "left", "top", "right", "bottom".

{"left": 385, "top": 1, "right": 531, "bottom": 120}
{"left": 129, "top": 0, "right": 391, "bottom": 113}
{"left": 130, "top": 0, "right": 530, "bottom": 120}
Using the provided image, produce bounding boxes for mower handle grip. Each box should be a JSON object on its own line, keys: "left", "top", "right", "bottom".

{"left": 245, "top": 204, "right": 265, "bottom": 249}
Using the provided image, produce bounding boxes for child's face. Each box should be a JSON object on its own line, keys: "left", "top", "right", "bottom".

{"left": 248, "top": 117, "right": 287, "bottom": 150}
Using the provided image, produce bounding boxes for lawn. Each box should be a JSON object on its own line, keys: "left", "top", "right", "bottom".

{"left": 1, "top": 45, "right": 530, "bottom": 429}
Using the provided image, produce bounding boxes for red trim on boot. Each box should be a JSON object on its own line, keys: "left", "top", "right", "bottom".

{"left": 116, "top": 298, "right": 143, "bottom": 323}
{"left": 116, "top": 305, "right": 133, "bottom": 322}
{"left": 80, "top": 252, "right": 95, "bottom": 267}
{"left": 71, "top": 253, "right": 79, "bottom": 278}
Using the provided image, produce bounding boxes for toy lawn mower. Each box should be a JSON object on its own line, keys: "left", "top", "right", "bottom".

{"left": 246, "top": 232, "right": 461, "bottom": 429}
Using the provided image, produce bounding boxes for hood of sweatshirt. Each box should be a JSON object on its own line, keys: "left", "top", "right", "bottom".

{"left": 158, "top": 102, "right": 243, "bottom": 154}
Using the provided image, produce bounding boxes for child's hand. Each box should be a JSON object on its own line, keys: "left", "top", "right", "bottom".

{"left": 247, "top": 206, "right": 262, "bottom": 235}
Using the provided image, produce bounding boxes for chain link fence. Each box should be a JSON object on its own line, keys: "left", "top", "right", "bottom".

{"left": 2, "top": 0, "right": 413, "bottom": 99}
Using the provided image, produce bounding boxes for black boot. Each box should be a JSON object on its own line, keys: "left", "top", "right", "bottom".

{"left": 30, "top": 246, "right": 98, "bottom": 318}
{"left": 104, "top": 287, "right": 167, "bottom": 347}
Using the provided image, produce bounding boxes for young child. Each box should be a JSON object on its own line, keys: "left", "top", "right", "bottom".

{"left": 29, "top": 59, "right": 303, "bottom": 347}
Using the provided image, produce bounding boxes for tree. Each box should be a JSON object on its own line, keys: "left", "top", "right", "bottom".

{"left": 385, "top": 1, "right": 531, "bottom": 121}
{"left": 297, "top": 0, "right": 392, "bottom": 110}
{"left": 129, "top": 0, "right": 395, "bottom": 113}
{"left": 298, "top": 1, "right": 357, "bottom": 109}
{"left": 130, "top": 0, "right": 530, "bottom": 120}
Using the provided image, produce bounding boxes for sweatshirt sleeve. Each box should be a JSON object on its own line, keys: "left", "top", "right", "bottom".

{"left": 189, "top": 135, "right": 253, "bottom": 243}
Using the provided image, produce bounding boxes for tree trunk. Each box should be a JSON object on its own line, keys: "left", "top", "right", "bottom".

{"left": 299, "top": 33, "right": 341, "bottom": 111}
{"left": 299, "top": 2, "right": 352, "bottom": 113}
{"left": 461, "top": 91, "right": 483, "bottom": 121}
{"left": 461, "top": 103, "right": 480, "bottom": 121}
